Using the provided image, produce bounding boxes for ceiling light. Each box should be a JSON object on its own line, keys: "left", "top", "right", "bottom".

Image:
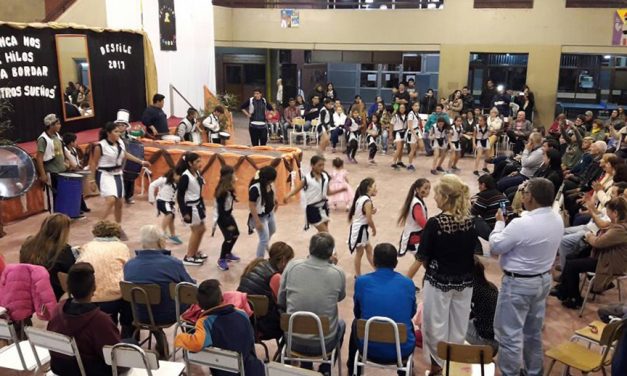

{"left": 604, "top": 55, "right": 612, "bottom": 59}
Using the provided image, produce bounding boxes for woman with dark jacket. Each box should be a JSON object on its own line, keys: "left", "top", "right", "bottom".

{"left": 237, "top": 242, "right": 294, "bottom": 340}
{"left": 552, "top": 197, "right": 627, "bottom": 309}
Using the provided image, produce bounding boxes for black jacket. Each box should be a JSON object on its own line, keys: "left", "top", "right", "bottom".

{"left": 237, "top": 260, "right": 282, "bottom": 340}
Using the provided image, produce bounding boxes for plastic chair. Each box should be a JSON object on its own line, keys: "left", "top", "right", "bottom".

{"left": 119, "top": 281, "right": 174, "bottom": 359}
{"left": 436, "top": 342, "right": 495, "bottom": 376}
{"left": 353, "top": 316, "right": 412, "bottom": 375}
{"left": 25, "top": 326, "right": 85, "bottom": 376}
{"left": 184, "top": 346, "right": 245, "bottom": 376}
{"left": 290, "top": 118, "right": 309, "bottom": 148}
{"left": 545, "top": 318, "right": 626, "bottom": 375}
{"left": 266, "top": 361, "right": 323, "bottom": 375}
{"left": 0, "top": 317, "right": 50, "bottom": 371}
{"left": 168, "top": 282, "right": 198, "bottom": 361}
{"left": 103, "top": 343, "right": 185, "bottom": 376}
{"left": 248, "top": 294, "right": 282, "bottom": 362}
{"left": 280, "top": 312, "right": 342, "bottom": 376}
{"left": 578, "top": 272, "right": 627, "bottom": 317}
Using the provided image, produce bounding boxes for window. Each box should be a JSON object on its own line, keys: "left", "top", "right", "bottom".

{"left": 565, "top": 0, "right": 627, "bottom": 8}
{"left": 474, "top": 0, "right": 533, "bottom": 8}
{"left": 468, "top": 53, "right": 529, "bottom": 92}
{"left": 360, "top": 72, "right": 378, "bottom": 88}
{"left": 243, "top": 64, "right": 265, "bottom": 86}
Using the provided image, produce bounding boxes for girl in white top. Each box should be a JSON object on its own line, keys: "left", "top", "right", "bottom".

{"left": 447, "top": 116, "right": 463, "bottom": 172}
{"left": 89, "top": 122, "right": 149, "bottom": 228}
{"left": 406, "top": 101, "right": 424, "bottom": 171}
{"left": 398, "top": 178, "right": 431, "bottom": 256}
{"left": 391, "top": 103, "right": 408, "bottom": 169}
{"left": 345, "top": 109, "right": 362, "bottom": 163}
{"left": 473, "top": 115, "right": 492, "bottom": 176}
{"left": 283, "top": 155, "right": 346, "bottom": 233}
{"left": 348, "top": 178, "right": 378, "bottom": 277}
{"left": 175, "top": 152, "right": 208, "bottom": 266}
{"left": 148, "top": 168, "right": 182, "bottom": 245}
{"left": 430, "top": 117, "right": 449, "bottom": 175}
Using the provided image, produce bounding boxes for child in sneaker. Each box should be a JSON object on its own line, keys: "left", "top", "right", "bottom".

{"left": 148, "top": 168, "right": 183, "bottom": 245}
{"left": 366, "top": 113, "right": 380, "bottom": 165}
{"left": 327, "top": 158, "right": 354, "bottom": 211}
{"left": 176, "top": 152, "right": 207, "bottom": 266}
{"left": 214, "top": 166, "right": 241, "bottom": 271}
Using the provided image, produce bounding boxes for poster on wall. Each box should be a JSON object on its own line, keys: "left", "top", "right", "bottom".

{"left": 612, "top": 9, "right": 627, "bottom": 46}
{"left": 280, "top": 9, "right": 300, "bottom": 28}
{"left": 158, "top": 0, "right": 177, "bottom": 51}
{"left": 0, "top": 24, "right": 147, "bottom": 142}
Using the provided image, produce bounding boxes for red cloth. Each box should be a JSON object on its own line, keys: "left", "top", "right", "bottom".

{"left": 181, "top": 291, "right": 253, "bottom": 324}
{"left": 409, "top": 204, "right": 427, "bottom": 245}
{"left": 0, "top": 263, "right": 57, "bottom": 321}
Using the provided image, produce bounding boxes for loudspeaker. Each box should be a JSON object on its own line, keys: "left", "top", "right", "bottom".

{"left": 280, "top": 64, "right": 298, "bottom": 107}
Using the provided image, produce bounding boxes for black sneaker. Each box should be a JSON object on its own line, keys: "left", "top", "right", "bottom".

{"left": 436, "top": 166, "right": 445, "bottom": 172}
{"left": 430, "top": 169, "right": 438, "bottom": 175}
{"left": 397, "top": 162, "right": 407, "bottom": 168}
{"left": 482, "top": 167, "right": 490, "bottom": 173}
{"left": 391, "top": 163, "right": 399, "bottom": 169}
{"left": 183, "top": 256, "right": 204, "bottom": 266}
{"left": 473, "top": 170, "right": 480, "bottom": 176}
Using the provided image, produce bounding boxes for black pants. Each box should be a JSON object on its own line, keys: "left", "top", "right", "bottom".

{"left": 507, "top": 131, "right": 528, "bottom": 155}
{"left": 347, "top": 139, "right": 358, "bottom": 160}
{"left": 218, "top": 214, "right": 239, "bottom": 259}
{"left": 368, "top": 142, "right": 377, "bottom": 160}
{"left": 559, "top": 257, "right": 597, "bottom": 301}
{"left": 250, "top": 125, "right": 268, "bottom": 146}
{"left": 460, "top": 136, "right": 473, "bottom": 158}
{"left": 124, "top": 178, "right": 135, "bottom": 200}
{"left": 96, "top": 299, "right": 134, "bottom": 338}
{"left": 45, "top": 172, "right": 59, "bottom": 213}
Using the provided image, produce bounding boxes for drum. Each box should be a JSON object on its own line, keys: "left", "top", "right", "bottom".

{"left": 162, "top": 135, "right": 181, "bottom": 143}
{"left": 0, "top": 145, "right": 36, "bottom": 199}
{"left": 219, "top": 132, "right": 230, "bottom": 141}
{"left": 55, "top": 173, "right": 83, "bottom": 218}
{"left": 123, "top": 140, "right": 144, "bottom": 181}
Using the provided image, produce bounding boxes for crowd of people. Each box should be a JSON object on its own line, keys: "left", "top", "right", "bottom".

{"left": 2, "top": 79, "right": 627, "bottom": 376}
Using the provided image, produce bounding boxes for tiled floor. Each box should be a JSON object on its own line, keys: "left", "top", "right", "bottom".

{"left": 0, "top": 116, "right": 619, "bottom": 375}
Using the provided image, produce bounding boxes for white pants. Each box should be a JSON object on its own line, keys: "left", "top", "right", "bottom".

{"left": 422, "top": 280, "right": 473, "bottom": 367}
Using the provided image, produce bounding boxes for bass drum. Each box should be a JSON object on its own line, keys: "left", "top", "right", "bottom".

{"left": 0, "top": 145, "right": 36, "bottom": 199}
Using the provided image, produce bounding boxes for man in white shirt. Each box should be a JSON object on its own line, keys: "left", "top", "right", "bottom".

{"left": 489, "top": 177, "right": 564, "bottom": 376}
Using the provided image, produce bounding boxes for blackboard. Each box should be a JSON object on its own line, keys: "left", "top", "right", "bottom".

{"left": 0, "top": 24, "right": 147, "bottom": 142}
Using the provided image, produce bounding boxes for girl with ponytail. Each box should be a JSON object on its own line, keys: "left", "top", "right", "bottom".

{"left": 348, "top": 177, "right": 378, "bottom": 276}
{"left": 175, "top": 152, "right": 207, "bottom": 265}
{"left": 398, "top": 178, "right": 431, "bottom": 256}
{"left": 248, "top": 166, "right": 278, "bottom": 258}
{"left": 406, "top": 174, "right": 476, "bottom": 376}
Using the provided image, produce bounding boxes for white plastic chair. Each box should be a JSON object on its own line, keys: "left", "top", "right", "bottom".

{"left": 266, "top": 361, "right": 323, "bottom": 375}
{"left": 103, "top": 343, "right": 185, "bottom": 376}
{"left": 25, "top": 326, "right": 85, "bottom": 376}
{"left": 0, "top": 317, "right": 50, "bottom": 371}
{"left": 280, "top": 311, "right": 342, "bottom": 376}
{"left": 289, "top": 118, "right": 309, "bottom": 148}
{"left": 352, "top": 316, "right": 412, "bottom": 376}
{"left": 184, "top": 346, "right": 245, "bottom": 376}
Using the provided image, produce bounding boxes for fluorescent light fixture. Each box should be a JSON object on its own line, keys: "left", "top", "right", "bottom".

{"left": 365, "top": 0, "right": 373, "bottom": 3}
{"left": 604, "top": 55, "right": 612, "bottom": 59}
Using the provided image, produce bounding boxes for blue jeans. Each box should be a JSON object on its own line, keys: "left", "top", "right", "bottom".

{"left": 291, "top": 319, "right": 346, "bottom": 374}
{"left": 494, "top": 273, "right": 551, "bottom": 376}
{"left": 497, "top": 174, "right": 527, "bottom": 193}
{"left": 256, "top": 212, "right": 276, "bottom": 258}
{"left": 423, "top": 132, "right": 433, "bottom": 155}
{"left": 559, "top": 225, "right": 587, "bottom": 269}
{"left": 381, "top": 130, "right": 389, "bottom": 152}
{"left": 330, "top": 127, "right": 343, "bottom": 148}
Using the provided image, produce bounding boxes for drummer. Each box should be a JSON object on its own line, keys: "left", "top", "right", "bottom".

{"left": 177, "top": 108, "right": 202, "bottom": 144}
{"left": 141, "top": 93, "right": 169, "bottom": 139}
{"left": 115, "top": 109, "right": 141, "bottom": 205}
{"left": 202, "top": 105, "right": 228, "bottom": 144}
{"left": 35, "top": 114, "right": 66, "bottom": 214}
{"left": 89, "top": 121, "right": 150, "bottom": 240}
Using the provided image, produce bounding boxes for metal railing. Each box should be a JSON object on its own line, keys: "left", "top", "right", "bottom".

{"left": 212, "top": 0, "right": 444, "bottom": 9}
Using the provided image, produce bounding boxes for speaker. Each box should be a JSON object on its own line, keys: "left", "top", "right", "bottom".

{"left": 280, "top": 64, "right": 298, "bottom": 107}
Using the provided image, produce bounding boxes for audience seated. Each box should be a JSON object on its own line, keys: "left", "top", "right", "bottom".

{"left": 497, "top": 132, "right": 544, "bottom": 192}
{"left": 466, "top": 257, "right": 499, "bottom": 353}
{"left": 563, "top": 136, "right": 594, "bottom": 177}
{"left": 123, "top": 225, "right": 194, "bottom": 356}
{"left": 76, "top": 220, "right": 132, "bottom": 337}
{"left": 278, "top": 233, "right": 346, "bottom": 374}
{"left": 507, "top": 111, "right": 533, "bottom": 155}
{"left": 47, "top": 262, "right": 123, "bottom": 376}
{"left": 175, "top": 279, "right": 264, "bottom": 376}
{"left": 471, "top": 174, "right": 512, "bottom": 242}
{"left": 0, "top": 263, "right": 57, "bottom": 324}
{"left": 237, "top": 241, "right": 295, "bottom": 341}
{"left": 18, "top": 213, "right": 75, "bottom": 300}
{"left": 347, "top": 243, "right": 415, "bottom": 374}
{"left": 562, "top": 143, "right": 607, "bottom": 218}
{"left": 552, "top": 197, "right": 627, "bottom": 309}
{"left": 559, "top": 119, "right": 585, "bottom": 170}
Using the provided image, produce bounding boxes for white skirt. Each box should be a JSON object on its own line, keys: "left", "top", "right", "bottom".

{"left": 96, "top": 170, "right": 124, "bottom": 198}
{"left": 348, "top": 223, "right": 369, "bottom": 253}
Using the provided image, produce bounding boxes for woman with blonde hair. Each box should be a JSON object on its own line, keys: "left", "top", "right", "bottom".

{"left": 19, "top": 213, "right": 75, "bottom": 300}
{"left": 407, "top": 174, "right": 477, "bottom": 376}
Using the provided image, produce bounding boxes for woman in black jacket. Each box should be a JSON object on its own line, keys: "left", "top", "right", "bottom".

{"left": 237, "top": 242, "right": 294, "bottom": 340}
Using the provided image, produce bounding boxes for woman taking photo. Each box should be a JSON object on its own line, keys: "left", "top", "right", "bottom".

{"left": 89, "top": 122, "right": 150, "bottom": 238}
{"left": 237, "top": 241, "right": 295, "bottom": 340}
{"left": 407, "top": 174, "right": 476, "bottom": 376}
{"left": 249, "top": 166, "right": 278, "bottom": 258}
{"left": 19, "top": 213, "right": 74, "bottom": 300}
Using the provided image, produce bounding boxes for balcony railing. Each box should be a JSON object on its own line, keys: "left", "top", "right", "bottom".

{"left": 212, "top": 0, "right": 444, "bottom": 9}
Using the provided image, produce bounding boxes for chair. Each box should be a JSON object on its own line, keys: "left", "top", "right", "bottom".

{"left": 24, "top": 326, "right": 85, "bottom": 376}
{"left": 545, "top": 318, "right": 626, "bottom": 375}
{"left": 0, "top": 318, "right": 50, "bottom": 371}
{"left": 248, "top": 294, "right": 279, "bottom": 362}
{"left": 103, "top": 343, "right": 185, "bottom": 376}
{"left": 353, "top": 316, "right": 412, "bottom": 376}
{"left": 309, "top": 119, "right": 320, "bottom": 147}
{"left": 266, "top": 361, "right": 323, "bottom": 375}
{"left": 290, "top": 118, "right": 309, "bottom": 148}
{"left": 184, "top": 346, "right": 245, "bottom": 376}
{"left": 280, "top": 312, "right": 342, "bottom": 376}
{"left": 436, "top": 342, "right": 495, "bottom": 376}
{"left": 168, "top": 282, "right": 198, "bottom": 361}
{"left": 57, "top": 272, "right": 68, "bottom": 295}
{"left": 578, "top": 272, "right": 627, "bottom": 317}
{"left": 120, "top": 281, "right": 174, "bottom": 359}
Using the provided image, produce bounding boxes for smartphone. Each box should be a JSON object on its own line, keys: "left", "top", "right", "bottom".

{"left": 499, "top": 201, "right": 507, "bottom": 217}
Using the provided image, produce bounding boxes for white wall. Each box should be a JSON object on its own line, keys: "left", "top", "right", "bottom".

{"left": 106, "top": 0, "right": 216, "bottom": 117}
